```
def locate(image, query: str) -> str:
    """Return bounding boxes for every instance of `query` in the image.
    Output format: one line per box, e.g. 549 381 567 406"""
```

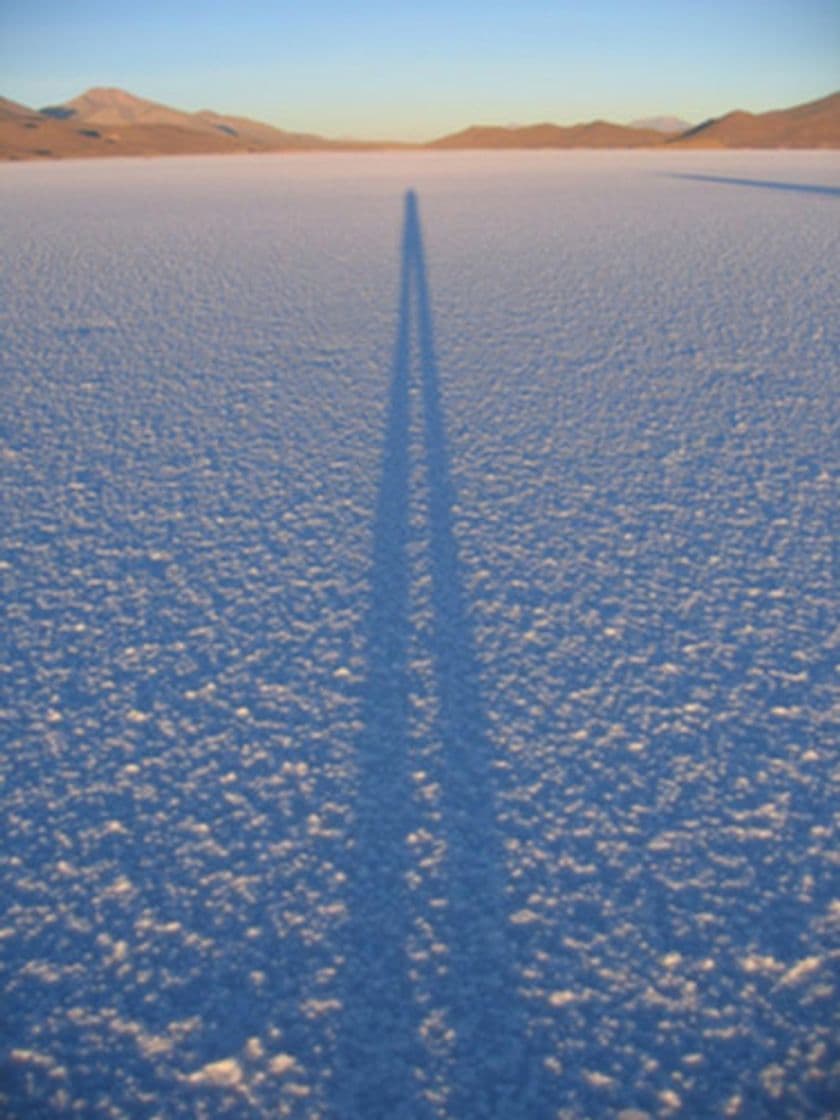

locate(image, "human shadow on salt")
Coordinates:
668 173 840 198
331 192 545 1118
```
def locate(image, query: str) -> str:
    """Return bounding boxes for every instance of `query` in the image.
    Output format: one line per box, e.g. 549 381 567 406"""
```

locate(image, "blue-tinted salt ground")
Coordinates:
1 151 838 1119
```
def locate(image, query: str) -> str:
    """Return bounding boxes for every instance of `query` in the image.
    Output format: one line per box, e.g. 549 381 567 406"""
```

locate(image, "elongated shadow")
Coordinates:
330 196 426 1118
668 173 840 198
331 194 543 1117
409 192 539 1118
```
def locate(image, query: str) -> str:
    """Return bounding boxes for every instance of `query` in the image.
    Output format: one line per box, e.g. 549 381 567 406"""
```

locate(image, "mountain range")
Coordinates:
0 88 388 160
1 87 838 160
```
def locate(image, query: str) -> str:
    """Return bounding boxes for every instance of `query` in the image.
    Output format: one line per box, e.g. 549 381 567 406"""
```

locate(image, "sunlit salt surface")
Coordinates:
1 151 838 1119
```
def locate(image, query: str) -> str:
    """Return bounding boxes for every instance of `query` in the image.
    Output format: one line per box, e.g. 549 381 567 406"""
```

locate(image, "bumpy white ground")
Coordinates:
1 151 838 1119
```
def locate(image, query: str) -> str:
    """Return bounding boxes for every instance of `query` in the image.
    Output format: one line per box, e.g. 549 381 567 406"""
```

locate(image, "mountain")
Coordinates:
429 92 839 149
0 95 40 122
2 87 838 160
671 91 840 148
430 120 666 149
42 87 202 129
0 86 375 160
0 100 246 160
629 115 693 134
0 94 144 160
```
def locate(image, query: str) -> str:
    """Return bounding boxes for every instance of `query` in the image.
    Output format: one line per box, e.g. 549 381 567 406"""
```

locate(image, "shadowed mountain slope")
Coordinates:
672 91 840 148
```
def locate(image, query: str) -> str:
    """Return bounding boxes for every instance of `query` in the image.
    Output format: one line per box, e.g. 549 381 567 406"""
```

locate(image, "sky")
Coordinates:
1 0 838 140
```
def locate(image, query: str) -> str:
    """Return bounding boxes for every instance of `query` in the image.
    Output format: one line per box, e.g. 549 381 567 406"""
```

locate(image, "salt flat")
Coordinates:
1 151 838 1118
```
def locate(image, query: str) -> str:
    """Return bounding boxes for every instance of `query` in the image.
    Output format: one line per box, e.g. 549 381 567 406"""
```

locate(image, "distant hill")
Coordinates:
0 94 154 160
1 87 838 160
0 95 40 122
429 120 666 149
46 88 331 148
0 86 380 160
43 87 202 129
431 92 839 149
629 115 693 134
671 91 840 148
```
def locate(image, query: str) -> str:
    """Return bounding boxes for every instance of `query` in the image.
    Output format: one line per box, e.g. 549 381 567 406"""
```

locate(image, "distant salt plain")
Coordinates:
1 151 838 1118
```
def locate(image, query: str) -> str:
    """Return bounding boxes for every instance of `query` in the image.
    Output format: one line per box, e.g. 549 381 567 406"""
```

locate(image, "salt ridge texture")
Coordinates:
1 151 838 1118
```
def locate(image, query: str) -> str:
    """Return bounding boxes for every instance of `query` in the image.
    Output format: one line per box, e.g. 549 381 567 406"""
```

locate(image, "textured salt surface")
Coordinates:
1 151 838 1118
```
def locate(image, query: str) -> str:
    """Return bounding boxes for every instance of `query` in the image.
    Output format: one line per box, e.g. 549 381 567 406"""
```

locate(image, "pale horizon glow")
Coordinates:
1 0 838 141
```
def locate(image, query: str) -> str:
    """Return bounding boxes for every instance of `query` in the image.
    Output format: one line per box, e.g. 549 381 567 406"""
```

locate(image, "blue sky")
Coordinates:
1 0 837 139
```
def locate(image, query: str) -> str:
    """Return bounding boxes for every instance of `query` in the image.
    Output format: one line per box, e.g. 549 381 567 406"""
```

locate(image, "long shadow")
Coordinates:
330 194 426 1117
668 173 840 198
409 192 540 1118
331 193 544 1117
